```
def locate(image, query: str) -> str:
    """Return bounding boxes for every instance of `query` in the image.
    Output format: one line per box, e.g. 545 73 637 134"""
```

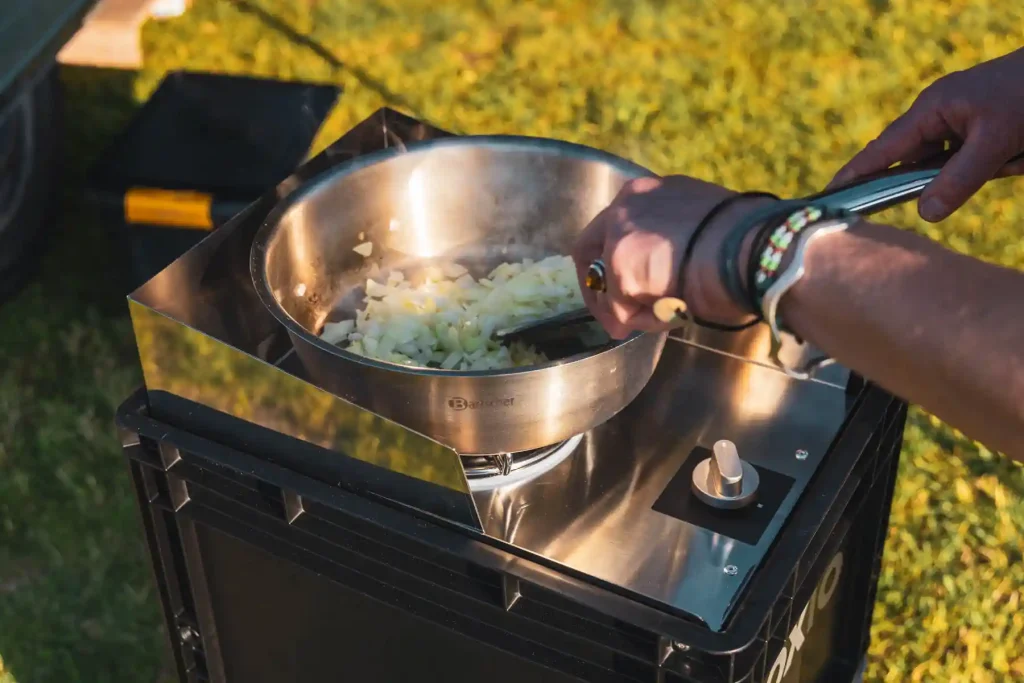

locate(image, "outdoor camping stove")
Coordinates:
119 109 907 683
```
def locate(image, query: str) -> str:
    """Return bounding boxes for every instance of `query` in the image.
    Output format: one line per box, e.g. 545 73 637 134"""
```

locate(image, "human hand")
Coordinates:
571 176 775 340
829 47 1024 223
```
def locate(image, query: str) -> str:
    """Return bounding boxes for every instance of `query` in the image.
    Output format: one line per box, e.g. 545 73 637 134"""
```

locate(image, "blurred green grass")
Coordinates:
1 0 1023 681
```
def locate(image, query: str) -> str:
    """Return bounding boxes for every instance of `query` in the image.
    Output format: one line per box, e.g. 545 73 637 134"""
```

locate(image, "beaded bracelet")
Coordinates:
746 205 854 315
718 199 806 314
746 205 825 313
744 210 797 317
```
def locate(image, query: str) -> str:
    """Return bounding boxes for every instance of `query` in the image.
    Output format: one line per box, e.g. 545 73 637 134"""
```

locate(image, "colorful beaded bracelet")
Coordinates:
747 204 850 313
755 206 823 287
718 199 805 314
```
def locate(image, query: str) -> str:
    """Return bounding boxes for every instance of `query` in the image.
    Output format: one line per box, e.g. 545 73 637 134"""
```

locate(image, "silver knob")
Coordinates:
692 439 759 509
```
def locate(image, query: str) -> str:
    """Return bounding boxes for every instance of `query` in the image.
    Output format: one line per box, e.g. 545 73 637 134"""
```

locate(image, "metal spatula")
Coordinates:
495 294 688 346
494 307 598 345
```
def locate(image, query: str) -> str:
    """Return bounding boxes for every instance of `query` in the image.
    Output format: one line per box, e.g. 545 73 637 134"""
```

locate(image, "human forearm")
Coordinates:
574 176 1024 457
778 219 1024 459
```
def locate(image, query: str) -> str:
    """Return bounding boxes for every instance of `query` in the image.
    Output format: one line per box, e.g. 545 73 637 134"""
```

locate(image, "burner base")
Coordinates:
463 434 583 491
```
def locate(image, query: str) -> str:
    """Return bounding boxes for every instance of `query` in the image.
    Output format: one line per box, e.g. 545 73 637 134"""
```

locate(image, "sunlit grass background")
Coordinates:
1 0 1023 681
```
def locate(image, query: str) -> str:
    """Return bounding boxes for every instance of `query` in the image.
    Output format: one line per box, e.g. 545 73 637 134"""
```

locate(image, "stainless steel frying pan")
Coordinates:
251 137 1020 454
251 137 665 454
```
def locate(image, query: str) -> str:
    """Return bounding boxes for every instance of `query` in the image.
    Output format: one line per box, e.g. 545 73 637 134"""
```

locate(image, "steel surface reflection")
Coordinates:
472 337 848 632
125 108 853 631
130 300 471 494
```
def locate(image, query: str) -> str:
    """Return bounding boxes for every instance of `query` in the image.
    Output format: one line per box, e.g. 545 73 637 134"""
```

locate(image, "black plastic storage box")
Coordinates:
84 71 339 290
116 381 903 683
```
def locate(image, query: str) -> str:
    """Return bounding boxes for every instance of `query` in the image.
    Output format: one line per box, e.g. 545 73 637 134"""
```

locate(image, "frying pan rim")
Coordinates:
251 134 661 379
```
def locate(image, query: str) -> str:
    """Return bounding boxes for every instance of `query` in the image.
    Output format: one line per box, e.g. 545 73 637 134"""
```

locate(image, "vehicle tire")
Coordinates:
0 63 63 305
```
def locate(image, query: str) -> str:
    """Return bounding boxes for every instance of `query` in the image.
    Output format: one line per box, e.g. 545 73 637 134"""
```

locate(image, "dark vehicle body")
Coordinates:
0 0 98 300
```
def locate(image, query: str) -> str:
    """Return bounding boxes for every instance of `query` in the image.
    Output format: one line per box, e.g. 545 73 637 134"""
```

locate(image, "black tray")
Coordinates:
84 70 340 290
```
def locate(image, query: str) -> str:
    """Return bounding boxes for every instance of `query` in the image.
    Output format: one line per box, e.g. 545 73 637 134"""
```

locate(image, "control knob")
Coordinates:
691 440 759 510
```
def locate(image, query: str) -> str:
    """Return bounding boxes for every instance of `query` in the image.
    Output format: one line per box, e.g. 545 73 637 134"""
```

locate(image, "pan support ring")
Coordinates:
461 434 584 489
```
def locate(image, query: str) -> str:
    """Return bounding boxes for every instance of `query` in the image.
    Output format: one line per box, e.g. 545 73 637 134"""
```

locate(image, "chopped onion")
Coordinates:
321 319 355 344
353 242 374 257
320 254 583 371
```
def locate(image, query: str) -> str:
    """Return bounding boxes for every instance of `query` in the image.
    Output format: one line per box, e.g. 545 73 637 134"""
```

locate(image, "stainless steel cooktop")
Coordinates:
471 330 848 631
127 108 853 634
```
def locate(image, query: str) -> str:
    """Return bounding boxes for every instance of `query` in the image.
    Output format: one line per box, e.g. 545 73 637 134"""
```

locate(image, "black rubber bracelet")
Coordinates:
718 198 806 311
678 190 778 332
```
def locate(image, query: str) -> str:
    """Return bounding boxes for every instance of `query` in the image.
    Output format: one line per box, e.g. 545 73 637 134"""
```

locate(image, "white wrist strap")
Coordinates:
761 219 850 379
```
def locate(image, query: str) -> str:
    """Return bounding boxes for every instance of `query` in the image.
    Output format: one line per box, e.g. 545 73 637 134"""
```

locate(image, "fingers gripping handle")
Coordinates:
584 258 688 324
584 148 1024 334
806 148 1024 215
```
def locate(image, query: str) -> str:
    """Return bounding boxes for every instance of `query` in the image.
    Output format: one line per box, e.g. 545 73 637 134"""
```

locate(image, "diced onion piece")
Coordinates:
365 280 390 298
320 254 584 371
321 319 355 344
353 242 374 257
441 351 463 369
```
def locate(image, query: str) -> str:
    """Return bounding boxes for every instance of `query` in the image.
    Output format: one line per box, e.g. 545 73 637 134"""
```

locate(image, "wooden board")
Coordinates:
57 0 191 68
